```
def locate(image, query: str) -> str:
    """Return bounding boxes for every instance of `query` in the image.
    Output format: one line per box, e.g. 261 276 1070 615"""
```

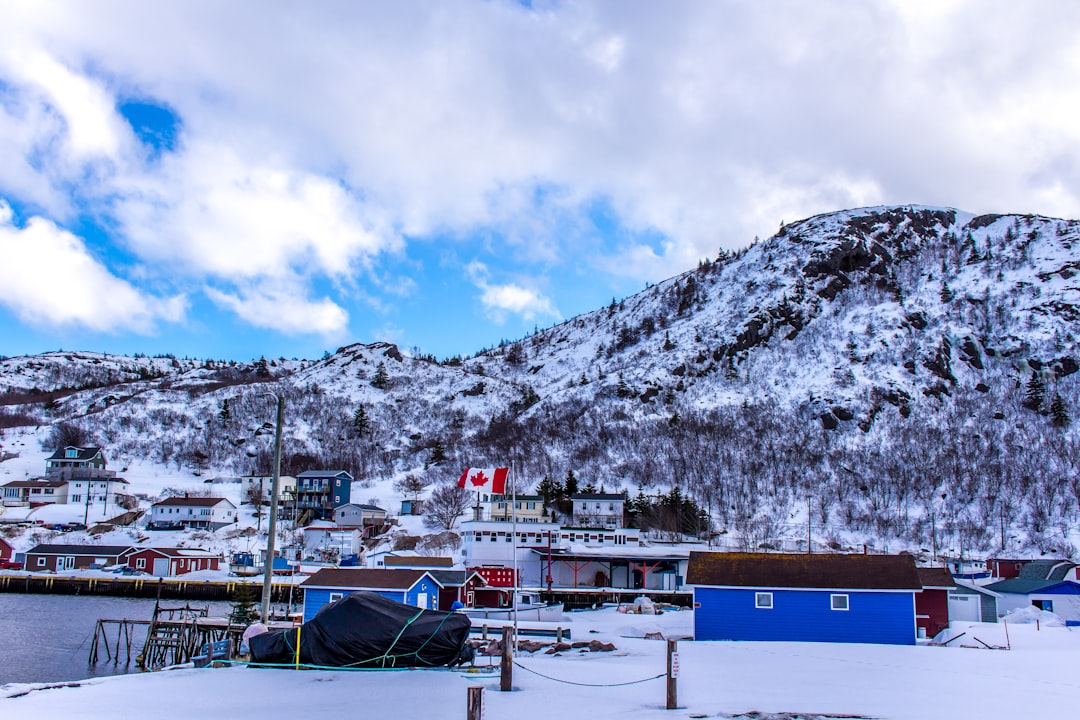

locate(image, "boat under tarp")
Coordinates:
248 591 471 668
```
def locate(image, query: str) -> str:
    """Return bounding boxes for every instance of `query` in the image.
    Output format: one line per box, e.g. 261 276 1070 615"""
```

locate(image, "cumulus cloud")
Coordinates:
204 282 349 336
466 260 560 324
1 0 1079 343
114 140 398 280
0 202 185 332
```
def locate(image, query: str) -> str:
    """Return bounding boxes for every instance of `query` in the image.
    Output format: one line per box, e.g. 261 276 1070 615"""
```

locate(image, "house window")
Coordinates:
329 592 344 602
37 557 46 567
831 594 849 611
136 558 146 569
755 592 773 609
72 495 81 503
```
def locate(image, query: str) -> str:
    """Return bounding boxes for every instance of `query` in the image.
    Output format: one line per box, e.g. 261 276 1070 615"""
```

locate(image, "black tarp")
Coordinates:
248 591 471 668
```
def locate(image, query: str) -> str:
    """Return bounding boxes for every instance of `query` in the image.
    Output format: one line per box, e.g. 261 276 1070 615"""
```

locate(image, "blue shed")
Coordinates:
300 568 443 623
688 552 921 645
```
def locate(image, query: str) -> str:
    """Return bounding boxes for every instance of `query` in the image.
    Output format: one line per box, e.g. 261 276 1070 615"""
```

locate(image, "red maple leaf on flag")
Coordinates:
469 470 489 487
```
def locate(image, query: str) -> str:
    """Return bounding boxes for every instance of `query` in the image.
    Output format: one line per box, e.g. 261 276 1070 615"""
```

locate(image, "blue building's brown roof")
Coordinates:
688 552 921 590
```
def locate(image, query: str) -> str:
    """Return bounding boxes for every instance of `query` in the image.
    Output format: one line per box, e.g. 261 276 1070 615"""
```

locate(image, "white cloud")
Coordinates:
204 282 348 336
0 202 185 332
115 141 398 280
1 0 1079 339
466 260 560 324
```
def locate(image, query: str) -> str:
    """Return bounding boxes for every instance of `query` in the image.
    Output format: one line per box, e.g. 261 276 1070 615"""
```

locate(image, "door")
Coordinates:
416 593 428 609
948 594 980 622
59 556 75 571
153 558 170 576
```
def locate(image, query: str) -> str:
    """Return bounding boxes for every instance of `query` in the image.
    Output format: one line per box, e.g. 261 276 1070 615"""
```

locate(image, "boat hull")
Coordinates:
463 603 565 622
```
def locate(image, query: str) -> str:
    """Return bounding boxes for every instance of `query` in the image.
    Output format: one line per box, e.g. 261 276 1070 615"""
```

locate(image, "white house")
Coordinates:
240 475 297 505
570 493 626 529
459 519 562 586
66 475 130 507
150 496 237 530
1 479 69 507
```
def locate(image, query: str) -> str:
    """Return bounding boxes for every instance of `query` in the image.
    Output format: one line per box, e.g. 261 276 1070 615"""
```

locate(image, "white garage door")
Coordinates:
949 594 980 622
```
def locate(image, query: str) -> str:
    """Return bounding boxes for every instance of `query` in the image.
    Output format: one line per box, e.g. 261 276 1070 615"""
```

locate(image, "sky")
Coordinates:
1 1 1079 362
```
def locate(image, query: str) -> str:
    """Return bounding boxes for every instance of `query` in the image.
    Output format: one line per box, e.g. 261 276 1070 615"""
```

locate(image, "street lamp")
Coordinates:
260 391 285 625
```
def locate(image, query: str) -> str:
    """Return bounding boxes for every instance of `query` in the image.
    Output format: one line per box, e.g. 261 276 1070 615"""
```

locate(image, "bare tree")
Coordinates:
423 483 472 530
393 474 431 501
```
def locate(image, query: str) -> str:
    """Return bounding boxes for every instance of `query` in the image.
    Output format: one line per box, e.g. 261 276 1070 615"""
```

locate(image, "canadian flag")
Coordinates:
457 467 509 494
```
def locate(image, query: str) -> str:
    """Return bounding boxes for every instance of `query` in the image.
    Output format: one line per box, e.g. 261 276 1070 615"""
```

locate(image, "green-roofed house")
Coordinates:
985 559 1080 625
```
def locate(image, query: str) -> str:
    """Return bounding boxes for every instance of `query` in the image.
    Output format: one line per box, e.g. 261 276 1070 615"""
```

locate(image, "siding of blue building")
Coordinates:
694 587 916 645
302 576 442 623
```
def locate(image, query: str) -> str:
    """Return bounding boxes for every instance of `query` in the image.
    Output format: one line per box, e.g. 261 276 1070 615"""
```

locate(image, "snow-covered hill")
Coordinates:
2 205 1078 558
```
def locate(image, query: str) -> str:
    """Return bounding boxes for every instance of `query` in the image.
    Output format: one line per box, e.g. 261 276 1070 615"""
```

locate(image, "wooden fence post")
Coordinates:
467 686 484 720
666 638 678 710
500 626 513 692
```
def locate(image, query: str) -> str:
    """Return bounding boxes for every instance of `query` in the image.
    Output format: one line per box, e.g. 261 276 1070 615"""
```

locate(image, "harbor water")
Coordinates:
0 594 232 686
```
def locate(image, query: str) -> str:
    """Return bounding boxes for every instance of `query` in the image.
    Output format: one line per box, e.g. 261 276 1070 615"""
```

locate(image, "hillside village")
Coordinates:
2 440 1079 646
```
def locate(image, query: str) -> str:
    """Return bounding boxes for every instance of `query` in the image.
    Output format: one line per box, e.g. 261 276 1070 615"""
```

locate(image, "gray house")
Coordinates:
948 579 1001 623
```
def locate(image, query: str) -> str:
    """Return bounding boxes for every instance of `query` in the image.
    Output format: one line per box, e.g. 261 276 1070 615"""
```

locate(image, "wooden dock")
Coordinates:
88 604 288 670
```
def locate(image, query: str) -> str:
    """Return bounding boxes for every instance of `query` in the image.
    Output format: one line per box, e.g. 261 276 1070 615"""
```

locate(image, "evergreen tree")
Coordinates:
564 469 579 497
218 398 231 425
536 476 564 507
940 281 954 304
255 356 270 378
1023 371 1046 411
370 362 389 389
229 582 259 625
1051 394 1070 427
352 405 370 438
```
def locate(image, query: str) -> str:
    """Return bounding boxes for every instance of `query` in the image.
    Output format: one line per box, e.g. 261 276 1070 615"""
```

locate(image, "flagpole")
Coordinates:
511 460 519 646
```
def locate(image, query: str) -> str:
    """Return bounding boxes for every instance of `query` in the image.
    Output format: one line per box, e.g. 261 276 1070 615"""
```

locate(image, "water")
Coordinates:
0 594 232 686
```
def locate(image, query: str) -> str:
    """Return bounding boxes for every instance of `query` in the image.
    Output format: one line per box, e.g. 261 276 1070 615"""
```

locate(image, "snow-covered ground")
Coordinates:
2 606 1078 719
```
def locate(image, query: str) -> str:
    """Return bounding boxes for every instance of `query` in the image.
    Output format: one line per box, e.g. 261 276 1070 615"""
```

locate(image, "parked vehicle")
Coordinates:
0 560 24 570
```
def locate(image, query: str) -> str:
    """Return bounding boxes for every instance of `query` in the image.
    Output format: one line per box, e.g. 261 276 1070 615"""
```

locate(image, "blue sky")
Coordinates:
1 1 1079 362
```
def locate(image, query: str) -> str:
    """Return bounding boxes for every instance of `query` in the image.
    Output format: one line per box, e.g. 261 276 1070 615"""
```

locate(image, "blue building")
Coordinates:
300 568 443 622
295 470 352 521
688 552 921 645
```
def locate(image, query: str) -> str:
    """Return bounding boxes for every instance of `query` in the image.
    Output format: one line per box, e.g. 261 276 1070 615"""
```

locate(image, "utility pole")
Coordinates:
806 494 812 554
260 393 285 625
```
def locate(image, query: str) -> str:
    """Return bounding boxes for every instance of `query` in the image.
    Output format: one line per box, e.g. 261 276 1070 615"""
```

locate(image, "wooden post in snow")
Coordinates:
666 638 678 710
467 686 484 720
500 625 513 692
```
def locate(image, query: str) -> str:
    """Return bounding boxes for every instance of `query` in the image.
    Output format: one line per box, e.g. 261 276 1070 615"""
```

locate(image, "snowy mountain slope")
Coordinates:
2 205 1079 557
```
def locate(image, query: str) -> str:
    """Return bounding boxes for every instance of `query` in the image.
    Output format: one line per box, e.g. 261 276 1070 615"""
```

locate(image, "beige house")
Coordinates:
488 494 552 523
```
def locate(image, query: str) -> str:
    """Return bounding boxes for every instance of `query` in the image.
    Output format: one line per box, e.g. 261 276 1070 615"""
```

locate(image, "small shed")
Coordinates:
916 566 955 639
0 537 14 561
427 569 487 610
300 568 442 622
949 580 1000 623
688 552 922 645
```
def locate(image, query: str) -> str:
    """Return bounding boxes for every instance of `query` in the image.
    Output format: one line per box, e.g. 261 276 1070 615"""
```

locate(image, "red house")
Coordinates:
127 547 221 577
986 558 1030 580
469 566 517 607
916 566 955 639
0 537 18 568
